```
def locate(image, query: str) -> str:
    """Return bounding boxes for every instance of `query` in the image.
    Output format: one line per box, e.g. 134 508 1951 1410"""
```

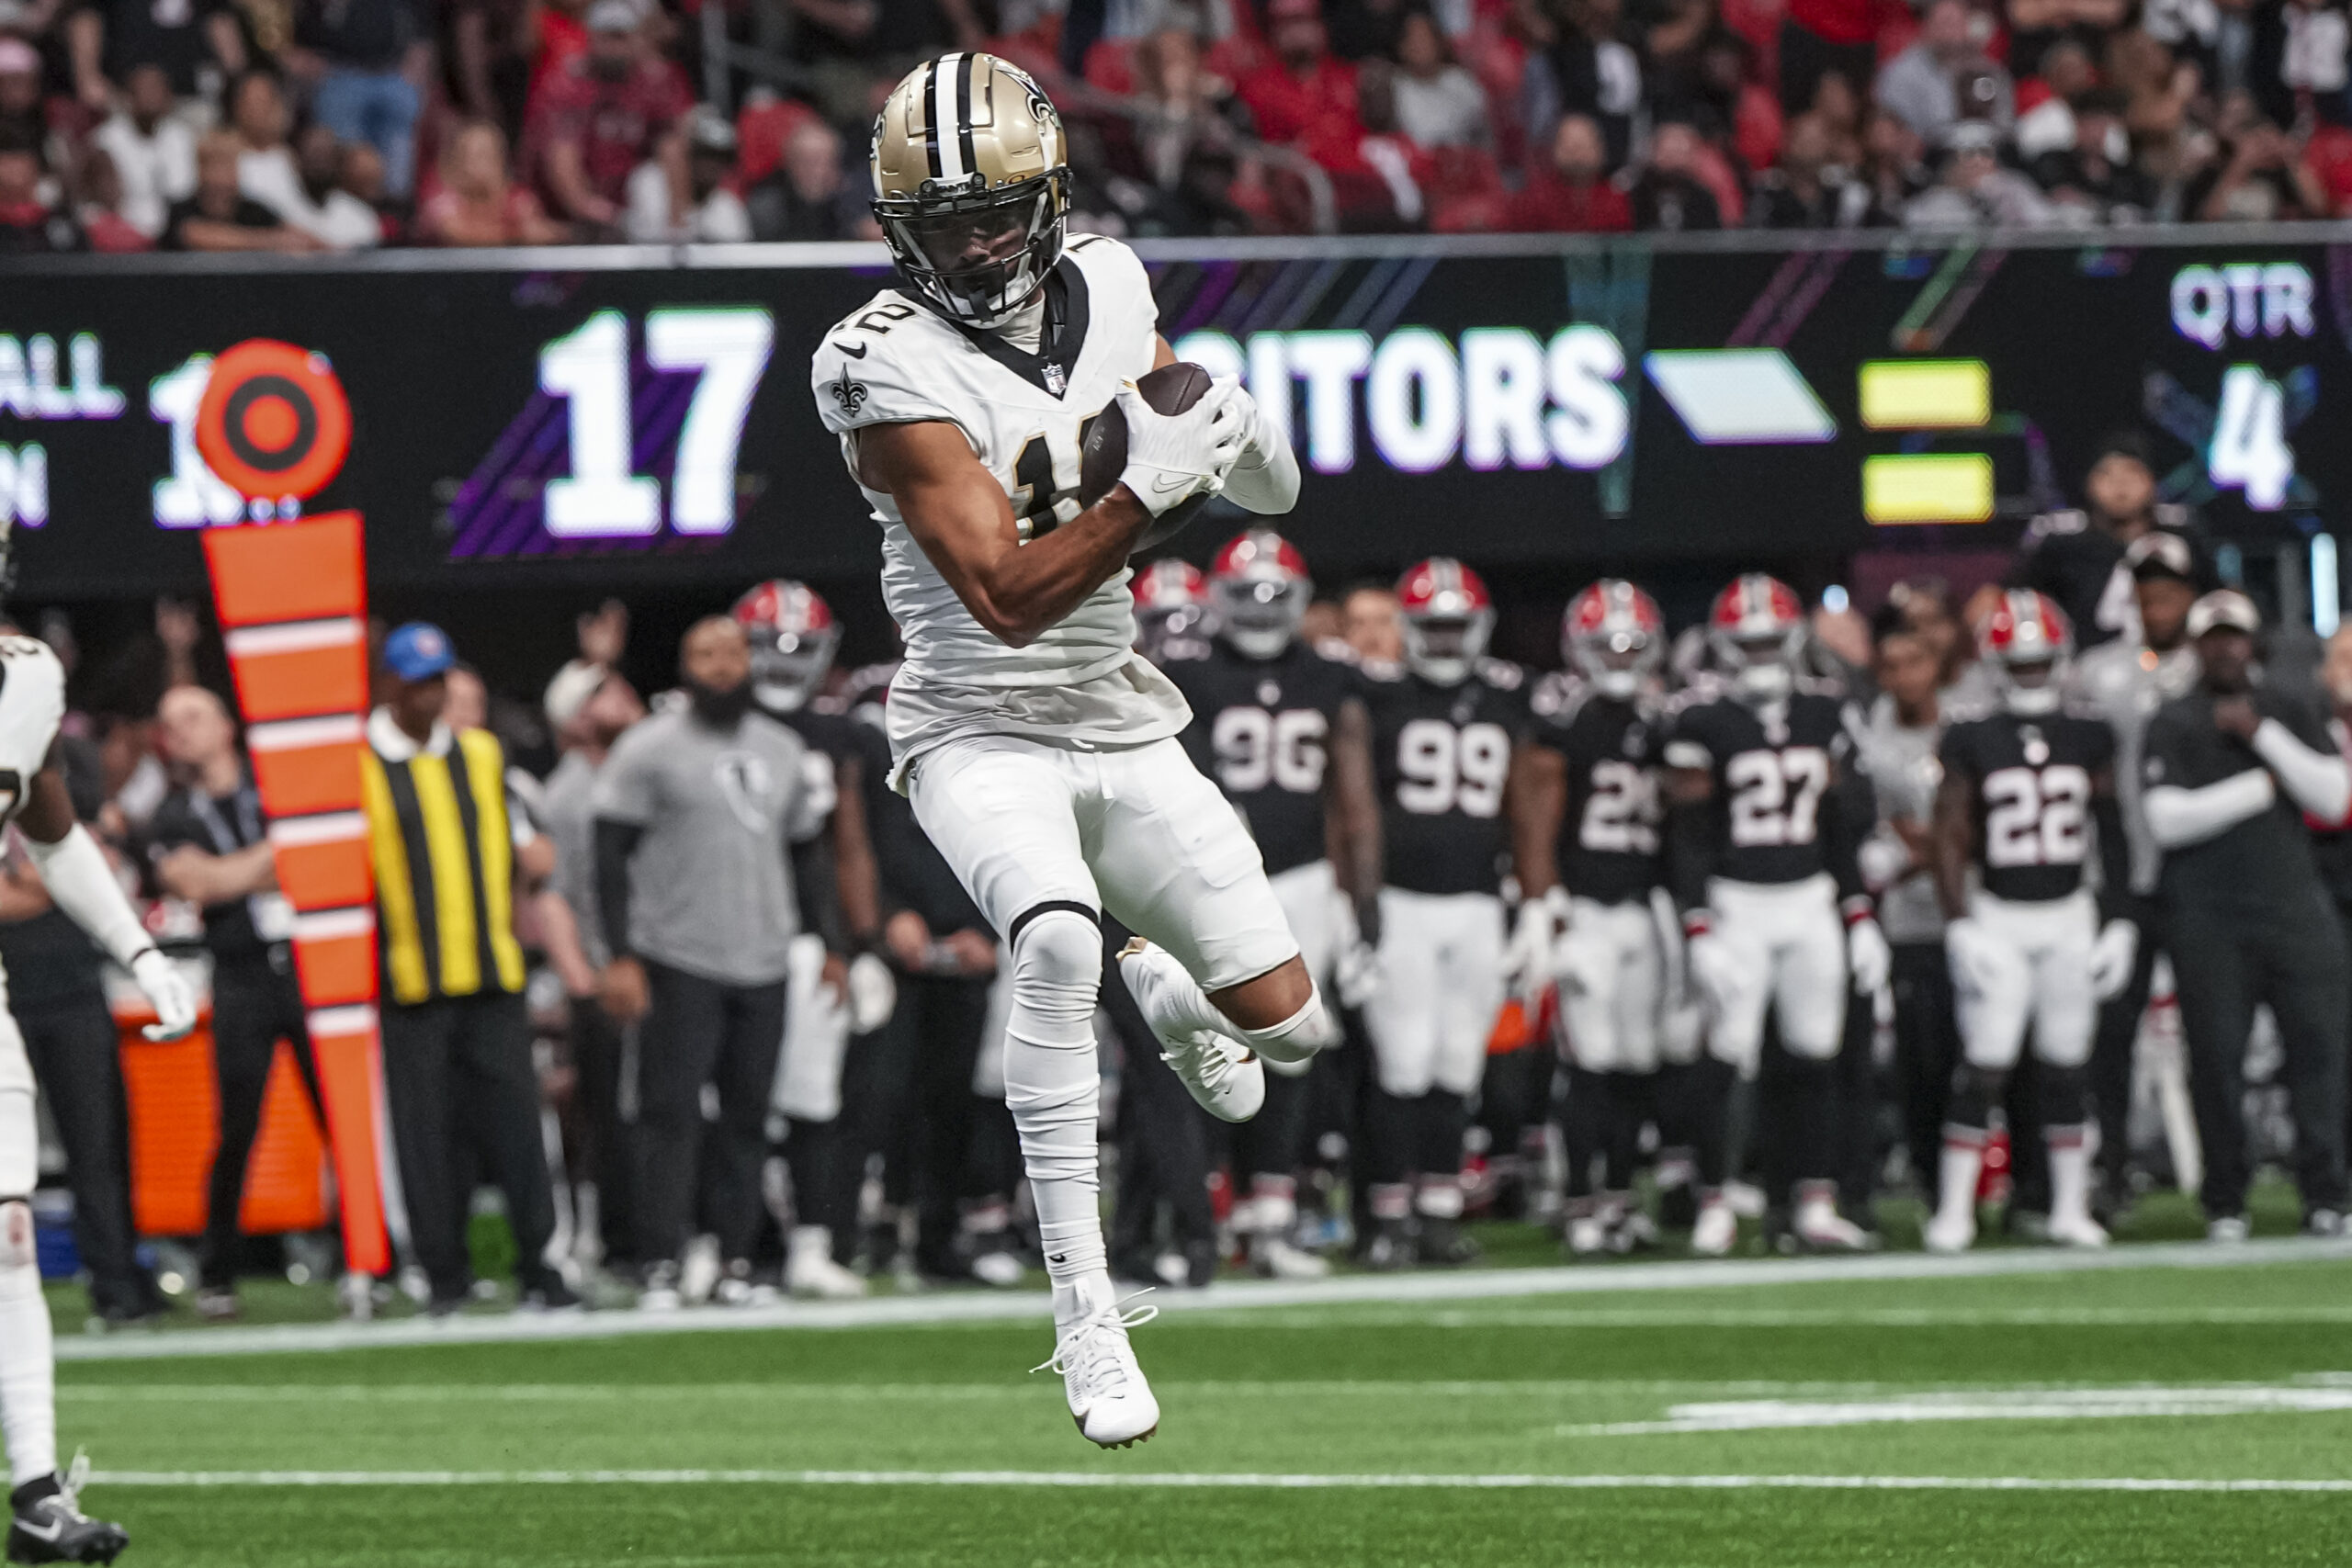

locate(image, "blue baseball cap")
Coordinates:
382 622 456 682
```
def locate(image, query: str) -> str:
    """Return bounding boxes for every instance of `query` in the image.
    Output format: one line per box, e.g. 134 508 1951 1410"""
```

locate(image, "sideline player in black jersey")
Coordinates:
1131 559 1209 662
1159 530 1379 1278
732 581 885 1300
1662 574 1888 1256
1927 592 2136 1253
1512 581 1680 1257
1356 558 1531 1267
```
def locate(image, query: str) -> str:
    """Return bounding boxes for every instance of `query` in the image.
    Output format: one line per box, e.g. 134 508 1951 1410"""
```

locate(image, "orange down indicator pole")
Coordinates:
194 342 389 1276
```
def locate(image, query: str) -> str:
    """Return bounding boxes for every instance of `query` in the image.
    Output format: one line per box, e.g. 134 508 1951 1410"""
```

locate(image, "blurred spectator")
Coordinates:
1342 583 1404 662
418 118 565 244
68 0 244 111
230 70 307 219
288 0 428 197
90 63 195 241
526 0 692 234
446 0 540 141
2030 86 2157 220
147 685 322 1323
1237 0 1367 169
2008 0 2131 81
745 117 865 241
2276 0 2349 118
339 140 407 243
626 104 749 243
1903 119 2052 227
1522 0 1645 168
269 123 385 249
2010 430 2207 649
1328 0 1412 62
164 129 319 251
1628 118 1723 228
1748 110 1891 225
1877 0 2014 142
2185 109 2332 220
1778 0 1877 118
75 147 153 250
0 130 83 253
1859 103 1929 212
0 38 47 149
2014 37 2097 161
1504 110 1632 228
1391 9 1489 147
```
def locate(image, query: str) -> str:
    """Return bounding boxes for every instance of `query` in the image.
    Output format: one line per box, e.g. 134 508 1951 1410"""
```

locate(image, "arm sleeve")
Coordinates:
1660 711 1714 913
1822 760 1871 906
2250 716 2352 826
593 818 644 962
25 823 154 967
2143 771 2276 850
1221 413 1302 514
791 831 848 953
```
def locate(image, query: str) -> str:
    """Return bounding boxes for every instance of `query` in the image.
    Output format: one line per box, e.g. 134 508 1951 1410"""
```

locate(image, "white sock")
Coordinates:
1003 912 1112 1328
0 1255 55 1489
2048 1129 2093 1228
1415 1176 1464 1220
1937 1135 1985 1231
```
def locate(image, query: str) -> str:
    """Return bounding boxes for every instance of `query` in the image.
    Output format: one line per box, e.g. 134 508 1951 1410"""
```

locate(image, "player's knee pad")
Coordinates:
1007 906 1102 1024
2037 1064 2091 1134
1945 1065 2006 1134
0 1198 33 1271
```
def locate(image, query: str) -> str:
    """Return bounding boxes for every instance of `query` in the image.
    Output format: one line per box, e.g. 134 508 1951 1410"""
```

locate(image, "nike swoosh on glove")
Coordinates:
2088 919 2138 1001
131 949 198 1041
1115 378 1245 517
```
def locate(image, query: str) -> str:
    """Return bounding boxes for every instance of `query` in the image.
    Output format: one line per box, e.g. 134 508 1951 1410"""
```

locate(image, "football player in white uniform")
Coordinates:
809 52 1321 1448
0 626 198 1562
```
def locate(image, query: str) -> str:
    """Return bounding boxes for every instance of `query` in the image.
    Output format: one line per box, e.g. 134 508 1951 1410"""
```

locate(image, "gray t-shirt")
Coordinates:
591 707 827 987
542 748 608 968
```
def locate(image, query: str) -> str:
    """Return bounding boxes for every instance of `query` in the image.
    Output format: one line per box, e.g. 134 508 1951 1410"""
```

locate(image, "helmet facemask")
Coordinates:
1714 627 1798 700
747 622 840 714
1216 575 1306 660
1404 612 1492 686
1575 630 1657 702
877 171 1069 330
2002 658 2062 716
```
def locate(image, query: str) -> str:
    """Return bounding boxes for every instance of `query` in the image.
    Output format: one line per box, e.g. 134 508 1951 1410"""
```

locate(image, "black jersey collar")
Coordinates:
902 259 1091 399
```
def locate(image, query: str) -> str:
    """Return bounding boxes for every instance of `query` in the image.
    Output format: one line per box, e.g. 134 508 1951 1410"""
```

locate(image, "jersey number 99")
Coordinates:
1397 719 1509 818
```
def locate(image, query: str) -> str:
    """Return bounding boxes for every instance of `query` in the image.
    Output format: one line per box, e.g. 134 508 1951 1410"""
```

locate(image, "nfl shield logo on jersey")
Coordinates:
1044 363 1068 397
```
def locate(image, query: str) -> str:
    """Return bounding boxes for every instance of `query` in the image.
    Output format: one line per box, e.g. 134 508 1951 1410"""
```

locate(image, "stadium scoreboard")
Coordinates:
0 233 2343 598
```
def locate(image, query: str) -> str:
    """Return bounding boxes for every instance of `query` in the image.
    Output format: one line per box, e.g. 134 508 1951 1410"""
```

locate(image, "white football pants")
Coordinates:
1953 889 2099 1071
1366 888 1505 1098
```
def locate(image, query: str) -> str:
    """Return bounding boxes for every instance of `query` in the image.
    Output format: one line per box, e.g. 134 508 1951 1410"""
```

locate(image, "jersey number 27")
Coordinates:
1726 746 1829 848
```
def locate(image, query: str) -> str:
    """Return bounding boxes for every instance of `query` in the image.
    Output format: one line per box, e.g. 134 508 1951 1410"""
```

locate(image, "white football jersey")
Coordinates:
809 234 1190 779
0 635 64 1032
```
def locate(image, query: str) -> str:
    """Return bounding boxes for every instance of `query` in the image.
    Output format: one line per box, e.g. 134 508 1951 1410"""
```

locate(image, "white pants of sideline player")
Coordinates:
0 1003 58 1489
1952 889 2098 1071
1702 873 1848 1073
1365 888 1505 1099
1555 896 1668 1075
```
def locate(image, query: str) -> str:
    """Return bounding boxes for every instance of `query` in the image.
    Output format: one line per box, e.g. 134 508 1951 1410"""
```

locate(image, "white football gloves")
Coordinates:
1942 916 2009 998
1846 913 1892 996
844 952 898 1034
2088 919 2139 1001
1114 378 1246 518
1681 916 1744 1020
1502 889 1569 1002
1335 940 1383 1010
130 948 198 1042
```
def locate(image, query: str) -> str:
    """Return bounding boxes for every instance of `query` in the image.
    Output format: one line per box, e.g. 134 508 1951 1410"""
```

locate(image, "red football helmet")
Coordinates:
1209 529 1311 660
732 580 839 713
1978 588 2074 716
1707 573 1807 699
1131 559 1208 654
1397 557 1494 684
1564 579 1665 701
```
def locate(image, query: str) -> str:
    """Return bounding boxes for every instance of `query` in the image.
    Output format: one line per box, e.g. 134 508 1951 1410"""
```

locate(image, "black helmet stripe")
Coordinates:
956 52 978 181
922 57 946 179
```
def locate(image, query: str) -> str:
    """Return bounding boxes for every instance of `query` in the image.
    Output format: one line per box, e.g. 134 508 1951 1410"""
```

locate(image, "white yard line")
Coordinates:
1558 1384 2352 1436
1238 1306 2352 1329
80 1468 2352 1494
55 1236 2352 1362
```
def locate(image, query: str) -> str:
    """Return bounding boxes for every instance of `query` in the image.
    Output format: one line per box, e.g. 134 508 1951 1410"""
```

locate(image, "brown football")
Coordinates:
1079 361 1217 552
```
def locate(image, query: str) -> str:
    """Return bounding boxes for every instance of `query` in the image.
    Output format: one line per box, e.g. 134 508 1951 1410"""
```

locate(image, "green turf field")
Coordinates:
42 1245 2352 1566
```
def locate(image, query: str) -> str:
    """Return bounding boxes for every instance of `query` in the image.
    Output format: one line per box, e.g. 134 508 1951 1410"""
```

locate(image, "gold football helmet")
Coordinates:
871 52 1071 328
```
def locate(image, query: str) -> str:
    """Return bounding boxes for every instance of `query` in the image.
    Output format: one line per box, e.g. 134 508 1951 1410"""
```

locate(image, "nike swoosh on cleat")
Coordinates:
15 1516 64 1542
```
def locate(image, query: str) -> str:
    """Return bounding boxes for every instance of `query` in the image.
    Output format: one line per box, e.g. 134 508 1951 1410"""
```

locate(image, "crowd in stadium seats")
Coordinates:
14 429 2352 1321
0 0 2342 252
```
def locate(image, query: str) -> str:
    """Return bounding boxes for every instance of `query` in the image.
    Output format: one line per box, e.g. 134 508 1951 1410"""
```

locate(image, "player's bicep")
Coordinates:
16 762 77 845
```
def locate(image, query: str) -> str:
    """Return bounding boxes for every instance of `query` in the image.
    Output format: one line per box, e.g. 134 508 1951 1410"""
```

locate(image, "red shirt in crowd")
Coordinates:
525 55 694 205
1503 175 1633 233
1237 56 1366 169
1786 0 1877 47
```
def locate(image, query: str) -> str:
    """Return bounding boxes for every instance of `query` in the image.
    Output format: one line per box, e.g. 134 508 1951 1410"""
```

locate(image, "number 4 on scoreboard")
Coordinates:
2208 364 2293 513
539 307 776 538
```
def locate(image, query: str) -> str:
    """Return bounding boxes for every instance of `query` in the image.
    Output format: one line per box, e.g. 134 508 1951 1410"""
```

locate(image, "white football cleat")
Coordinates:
680 1235 723 1305
1565 1212 1609 1257
786 1226 868 1300
1923 1210 1977 1255
1117 940 1264 1123
2045 1213 2109 1249
1793 1195 1871 1252
1249 1235 1330 1280
1035 1289 1161 1448
1690 1198 1738 1257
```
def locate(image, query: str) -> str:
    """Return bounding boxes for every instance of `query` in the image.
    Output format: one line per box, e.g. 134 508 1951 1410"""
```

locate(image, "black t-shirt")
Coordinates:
146 776 275 963
1662 683 1855 886
0 736 108 1011
2007 510 2211 649
91 0 229 96
160 194 282 251
1527 671 1661 906
2143 686 2334 915
1939 709 2113 903
1162 636 1356 879
1361 659 1529 897
294 0 420 69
